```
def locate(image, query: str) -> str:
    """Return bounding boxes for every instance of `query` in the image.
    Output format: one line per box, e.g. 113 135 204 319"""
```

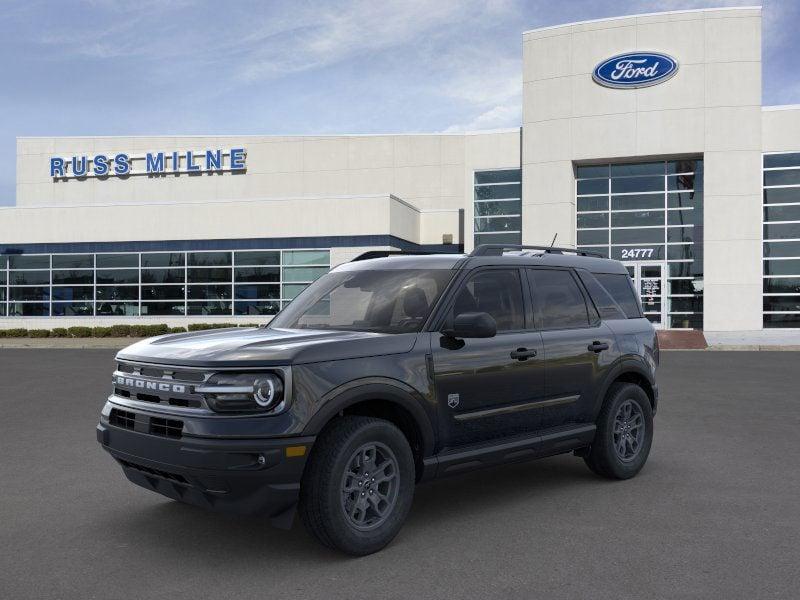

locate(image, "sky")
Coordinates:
1 0 799 206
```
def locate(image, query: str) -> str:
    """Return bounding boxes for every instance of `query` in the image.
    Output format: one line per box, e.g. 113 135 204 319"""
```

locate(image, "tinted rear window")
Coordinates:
594 273 642 319
577 270 626 320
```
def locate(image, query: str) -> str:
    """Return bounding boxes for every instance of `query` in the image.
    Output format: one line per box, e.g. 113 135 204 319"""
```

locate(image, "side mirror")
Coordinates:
442 312 497 339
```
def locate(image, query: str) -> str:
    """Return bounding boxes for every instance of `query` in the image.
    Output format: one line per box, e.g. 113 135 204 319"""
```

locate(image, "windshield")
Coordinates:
269 269 456 334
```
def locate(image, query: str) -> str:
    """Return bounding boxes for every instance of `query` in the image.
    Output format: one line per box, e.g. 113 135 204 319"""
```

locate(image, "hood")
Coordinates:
116 326 419 367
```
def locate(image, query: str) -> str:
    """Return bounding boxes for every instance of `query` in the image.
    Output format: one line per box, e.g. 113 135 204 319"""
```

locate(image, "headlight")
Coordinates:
197 372 285 413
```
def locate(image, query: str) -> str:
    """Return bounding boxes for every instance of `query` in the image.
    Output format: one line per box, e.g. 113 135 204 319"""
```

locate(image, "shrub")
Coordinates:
168 327 187 334
28 329 51 338
50 328 69 338
109 324 132 337
92 327 113 338
4 328 28 337
130 324 169 337
188 323 236 331
67 326 93 338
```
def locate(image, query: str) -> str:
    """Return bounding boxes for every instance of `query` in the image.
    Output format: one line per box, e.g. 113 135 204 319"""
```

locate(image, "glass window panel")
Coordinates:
764 205 800 223
188 251 231 267
667 174 699 191
667 227 694 244
670 279 704 295
52 254 93 269
9 270 50 285
0 255 6 269
52 302 94 316
576 246 609 257
141 253 185 267
763 278 800 294
10 287 50 301
0 271 5 285
451 269 525 331
283 250 329 266
577 196 608 212
764 314 800 327
763 188 800 205
0 288 5 301
234 284 280 300
611 176 663 194
764 170 800 187
763 241 800 258
611 228 664 245
0 305 5 316
8 302 49 316
529 269 588 329
187 267 231 283
96 286 139 301
577 213 608 229
9 255 49 269
764 223 800 240
670 314 703 329
577 229 609 245
763 296 800 312
577 179 608 195
474 232 521 245
474 184 521 200
612 194 663 211
141 268 184 284
576 165 609 179
667 191 703 209
670 297 703 312
52 270 93 284
96 253 138 268
187 301 232 315
235 300 281 316
611 210 664 228
52 286 93 301
283 284 309 300
474 170 520 184
474 200 521 217
234 266 280 283
667 160 702 174
669 262 697 277
234 251 279 266
96 302 139 316
763 259 800 275
611 162 663 177
592 272 641 319
140 302 185 315
96 269 138 284
667 245 695 261
474 216 521 233
141 285 185 300
668 209 699 226
611 246 665 261
764 153 800 168
283 266 329 283
187 284 232 300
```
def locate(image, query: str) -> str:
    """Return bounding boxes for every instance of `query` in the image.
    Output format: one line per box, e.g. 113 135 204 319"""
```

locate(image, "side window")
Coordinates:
450 269 525 331
594 273 642 319
529 269 590 329
576 270 626 320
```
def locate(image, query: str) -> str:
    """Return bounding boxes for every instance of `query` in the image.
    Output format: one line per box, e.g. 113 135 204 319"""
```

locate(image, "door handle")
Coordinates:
588 341 609 353
510 347 538 361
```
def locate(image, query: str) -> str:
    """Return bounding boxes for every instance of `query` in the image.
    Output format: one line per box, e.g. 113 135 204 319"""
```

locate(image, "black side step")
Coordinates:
422 423 596 480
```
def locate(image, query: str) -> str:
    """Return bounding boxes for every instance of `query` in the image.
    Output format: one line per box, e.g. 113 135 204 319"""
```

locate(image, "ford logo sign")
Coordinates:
593 52 678 89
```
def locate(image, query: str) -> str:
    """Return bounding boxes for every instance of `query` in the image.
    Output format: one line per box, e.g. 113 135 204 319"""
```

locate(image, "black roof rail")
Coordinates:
351 250 441 262
469 244 604 258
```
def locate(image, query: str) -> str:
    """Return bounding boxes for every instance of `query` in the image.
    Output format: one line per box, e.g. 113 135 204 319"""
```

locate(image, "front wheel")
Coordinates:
298 416 415 555
584 382 654 479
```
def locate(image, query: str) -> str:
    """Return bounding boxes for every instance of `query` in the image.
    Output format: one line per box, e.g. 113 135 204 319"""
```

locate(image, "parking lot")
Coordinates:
1 349 798 599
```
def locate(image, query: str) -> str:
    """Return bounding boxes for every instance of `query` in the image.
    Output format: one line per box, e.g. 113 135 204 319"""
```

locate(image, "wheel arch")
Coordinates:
593 359 657 420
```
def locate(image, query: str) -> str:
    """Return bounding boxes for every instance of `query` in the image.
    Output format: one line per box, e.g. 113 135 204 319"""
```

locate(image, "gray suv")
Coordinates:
97 244 658 555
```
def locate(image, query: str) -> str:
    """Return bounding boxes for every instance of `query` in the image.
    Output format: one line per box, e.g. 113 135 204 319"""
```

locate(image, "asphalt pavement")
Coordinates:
1 350 798 600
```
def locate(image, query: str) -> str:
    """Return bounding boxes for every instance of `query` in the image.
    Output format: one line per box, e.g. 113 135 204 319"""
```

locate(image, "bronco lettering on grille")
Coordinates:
114 376 186 394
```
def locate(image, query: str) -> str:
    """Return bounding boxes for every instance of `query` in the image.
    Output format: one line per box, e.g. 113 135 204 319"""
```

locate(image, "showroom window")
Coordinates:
474 169 522 247
763 152 800 328
0 249 329 318
576 159 704 329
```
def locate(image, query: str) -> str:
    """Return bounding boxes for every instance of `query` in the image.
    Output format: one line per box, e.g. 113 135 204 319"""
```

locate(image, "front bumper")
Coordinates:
97 416 314 529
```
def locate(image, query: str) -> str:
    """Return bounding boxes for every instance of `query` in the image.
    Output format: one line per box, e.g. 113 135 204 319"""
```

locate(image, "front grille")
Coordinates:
109 408 136 430
118 459 188 484
149 417 183 439
113 361 210 411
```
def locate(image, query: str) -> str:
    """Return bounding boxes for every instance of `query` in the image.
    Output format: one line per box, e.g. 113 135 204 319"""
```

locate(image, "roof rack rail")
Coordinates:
351 250 440 262
469 244 603 258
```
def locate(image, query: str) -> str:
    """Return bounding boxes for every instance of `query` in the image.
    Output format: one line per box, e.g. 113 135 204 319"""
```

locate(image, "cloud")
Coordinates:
443 103 521 132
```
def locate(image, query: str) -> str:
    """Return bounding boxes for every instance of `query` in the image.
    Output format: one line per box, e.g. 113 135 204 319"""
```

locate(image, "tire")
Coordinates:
298 416 415 555
583 382 653 479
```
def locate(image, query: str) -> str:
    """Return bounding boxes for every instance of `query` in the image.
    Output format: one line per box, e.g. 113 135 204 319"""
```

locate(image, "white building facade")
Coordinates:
2 6 799 333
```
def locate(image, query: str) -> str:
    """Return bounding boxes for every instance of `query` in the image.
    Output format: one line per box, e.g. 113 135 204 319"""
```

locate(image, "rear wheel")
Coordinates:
584 382 653 479
299 416 415 555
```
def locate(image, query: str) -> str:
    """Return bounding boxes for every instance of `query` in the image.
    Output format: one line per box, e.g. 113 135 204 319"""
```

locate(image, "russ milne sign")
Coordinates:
592 52 678 89
50 148 246 179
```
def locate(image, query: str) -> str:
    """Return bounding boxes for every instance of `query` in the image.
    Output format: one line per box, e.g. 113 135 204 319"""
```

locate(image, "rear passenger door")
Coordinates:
526 268 617 429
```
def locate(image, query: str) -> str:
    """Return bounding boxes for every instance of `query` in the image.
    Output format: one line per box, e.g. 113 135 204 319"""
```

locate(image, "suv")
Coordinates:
97 244 658 555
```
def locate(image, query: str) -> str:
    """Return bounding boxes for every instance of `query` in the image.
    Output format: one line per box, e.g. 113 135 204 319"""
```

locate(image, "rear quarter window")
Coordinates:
593 272 643 319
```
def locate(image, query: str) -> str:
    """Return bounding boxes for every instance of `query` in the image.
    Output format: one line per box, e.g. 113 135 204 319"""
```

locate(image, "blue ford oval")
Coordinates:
593 52 679 89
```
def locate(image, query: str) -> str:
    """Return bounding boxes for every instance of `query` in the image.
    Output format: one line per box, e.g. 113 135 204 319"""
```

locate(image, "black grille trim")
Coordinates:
109 408 136 430
118 459 188 484
149 417 184 439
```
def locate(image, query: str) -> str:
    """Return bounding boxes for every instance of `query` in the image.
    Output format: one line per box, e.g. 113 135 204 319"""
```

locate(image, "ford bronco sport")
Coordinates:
97 244 658 555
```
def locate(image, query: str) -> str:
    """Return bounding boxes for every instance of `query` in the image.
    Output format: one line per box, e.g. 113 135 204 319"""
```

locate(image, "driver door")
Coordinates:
430 267 545 448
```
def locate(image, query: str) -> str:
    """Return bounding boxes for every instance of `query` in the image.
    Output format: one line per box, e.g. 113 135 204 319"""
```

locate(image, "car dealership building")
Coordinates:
2 6 799 334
